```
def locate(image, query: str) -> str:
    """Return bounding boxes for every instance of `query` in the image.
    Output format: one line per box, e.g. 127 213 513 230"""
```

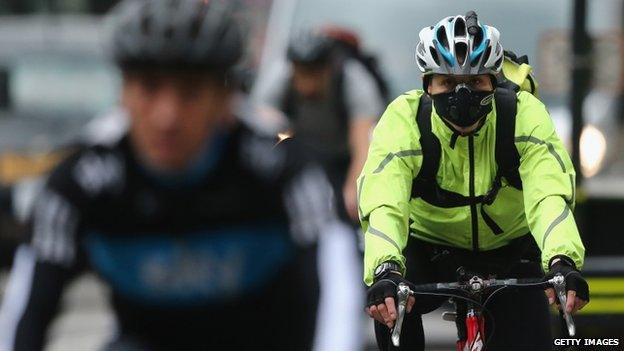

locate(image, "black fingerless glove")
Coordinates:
366 272 410 308
545 256 590 302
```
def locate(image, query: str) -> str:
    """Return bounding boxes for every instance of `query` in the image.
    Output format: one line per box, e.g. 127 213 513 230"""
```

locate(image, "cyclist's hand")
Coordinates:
544 258 589 314
365 272 415 328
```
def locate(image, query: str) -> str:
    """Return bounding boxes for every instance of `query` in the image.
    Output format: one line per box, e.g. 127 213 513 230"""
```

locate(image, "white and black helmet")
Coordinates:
109 0 243 70
415 13 503 76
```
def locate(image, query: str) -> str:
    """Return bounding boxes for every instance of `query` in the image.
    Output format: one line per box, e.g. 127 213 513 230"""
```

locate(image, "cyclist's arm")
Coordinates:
0 248 73 351
515 92 585 270
358 92 423 285
0 154 87 351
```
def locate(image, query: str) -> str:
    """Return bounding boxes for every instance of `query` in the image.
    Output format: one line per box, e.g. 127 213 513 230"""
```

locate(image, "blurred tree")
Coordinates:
1 0 40 14
0 0 120 14
52 0 87 12
87 0 120 14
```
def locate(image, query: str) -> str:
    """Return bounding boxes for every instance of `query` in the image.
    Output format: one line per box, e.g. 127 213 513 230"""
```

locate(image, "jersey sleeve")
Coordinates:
343 59 386 120
0 246 73 351
514 92 585 270
358 92 423 285
0 152 87 351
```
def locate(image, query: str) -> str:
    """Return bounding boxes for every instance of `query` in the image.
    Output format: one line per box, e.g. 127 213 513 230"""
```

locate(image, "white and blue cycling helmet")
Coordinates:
415 13 504 76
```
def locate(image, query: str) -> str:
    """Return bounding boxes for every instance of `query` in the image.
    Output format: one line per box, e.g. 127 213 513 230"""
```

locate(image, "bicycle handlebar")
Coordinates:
391 273 575 347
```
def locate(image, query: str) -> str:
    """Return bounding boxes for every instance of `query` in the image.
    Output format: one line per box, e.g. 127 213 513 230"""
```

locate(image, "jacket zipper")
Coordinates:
468 136 479 252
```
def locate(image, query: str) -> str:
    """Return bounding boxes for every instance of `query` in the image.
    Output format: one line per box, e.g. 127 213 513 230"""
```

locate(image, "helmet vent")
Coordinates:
472 26 484 49
455 42 467 65
418 57 427 68
417 43 426 56
429 46 440 66
454 18 466 37
436 26 449 50
495 56 503 69
482 45 492 64
470 52 482 67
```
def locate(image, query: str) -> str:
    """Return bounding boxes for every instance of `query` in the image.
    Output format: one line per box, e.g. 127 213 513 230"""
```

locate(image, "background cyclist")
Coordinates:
254 28 387 225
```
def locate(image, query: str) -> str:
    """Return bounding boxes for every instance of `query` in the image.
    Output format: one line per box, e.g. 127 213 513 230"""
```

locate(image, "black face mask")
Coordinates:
431 84 494 128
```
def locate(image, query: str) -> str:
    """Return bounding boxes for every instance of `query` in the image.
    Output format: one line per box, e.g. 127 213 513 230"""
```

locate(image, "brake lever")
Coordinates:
391 283 411 347
551 273 576 336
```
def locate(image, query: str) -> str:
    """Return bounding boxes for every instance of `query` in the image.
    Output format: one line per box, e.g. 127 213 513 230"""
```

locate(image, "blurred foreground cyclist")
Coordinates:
359 12 589 350
0 1 362 350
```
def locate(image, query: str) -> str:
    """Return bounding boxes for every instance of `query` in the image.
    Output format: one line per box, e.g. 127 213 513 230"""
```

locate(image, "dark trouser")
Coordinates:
375 235 552 351
104 246 320 351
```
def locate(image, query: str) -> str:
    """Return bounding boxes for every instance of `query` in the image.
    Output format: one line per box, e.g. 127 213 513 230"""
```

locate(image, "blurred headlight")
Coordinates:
580 124 607 178
277 132 291 142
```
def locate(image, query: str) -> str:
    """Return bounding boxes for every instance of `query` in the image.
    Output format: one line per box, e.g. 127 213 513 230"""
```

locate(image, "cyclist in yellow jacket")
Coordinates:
360 13 589 351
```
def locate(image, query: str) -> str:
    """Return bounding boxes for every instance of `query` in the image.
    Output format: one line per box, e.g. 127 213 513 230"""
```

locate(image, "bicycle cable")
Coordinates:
483 280 548 307
405 280 550 349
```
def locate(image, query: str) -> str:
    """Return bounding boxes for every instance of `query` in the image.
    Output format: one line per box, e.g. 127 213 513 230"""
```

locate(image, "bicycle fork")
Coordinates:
461 309 485 351
450 302 484 351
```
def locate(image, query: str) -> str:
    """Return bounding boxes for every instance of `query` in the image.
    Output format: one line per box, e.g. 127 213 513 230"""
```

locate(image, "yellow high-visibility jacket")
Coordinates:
359 90 584 285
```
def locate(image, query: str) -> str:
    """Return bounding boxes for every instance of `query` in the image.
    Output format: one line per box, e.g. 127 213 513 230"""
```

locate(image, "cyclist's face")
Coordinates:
428 74 493 95
292 63 332 99
122 70 231 171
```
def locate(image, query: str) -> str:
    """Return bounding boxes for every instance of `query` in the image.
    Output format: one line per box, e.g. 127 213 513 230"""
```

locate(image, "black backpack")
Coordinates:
411 83 530 236
410 51 538 237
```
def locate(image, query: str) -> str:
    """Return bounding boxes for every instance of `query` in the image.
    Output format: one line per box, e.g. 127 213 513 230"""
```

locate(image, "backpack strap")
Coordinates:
410 93 505 234
411 94 437 198
414 95 437 181
411 95 479 208
333 62 350 132
493 88 523 191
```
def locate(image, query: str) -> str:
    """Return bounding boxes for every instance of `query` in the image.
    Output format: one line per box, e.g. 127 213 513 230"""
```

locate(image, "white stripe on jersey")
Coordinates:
0 246 37 351
283 166 337 246
32 190 78 266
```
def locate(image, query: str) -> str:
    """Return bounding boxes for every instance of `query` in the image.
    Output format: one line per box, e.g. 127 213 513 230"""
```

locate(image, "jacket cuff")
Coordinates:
548 254 577 270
